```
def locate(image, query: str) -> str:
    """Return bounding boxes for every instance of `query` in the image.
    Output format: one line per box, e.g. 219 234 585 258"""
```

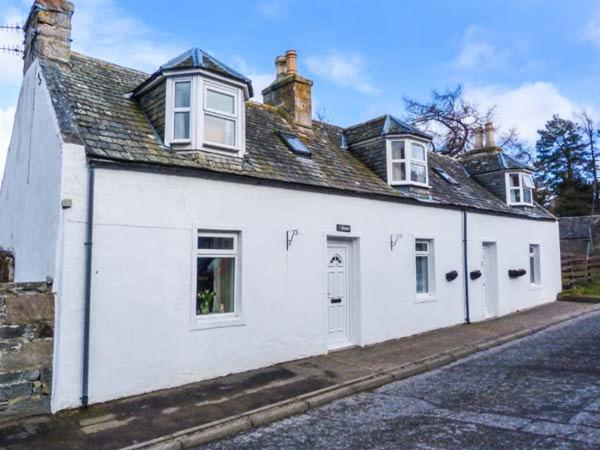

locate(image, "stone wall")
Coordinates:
0 282 54 417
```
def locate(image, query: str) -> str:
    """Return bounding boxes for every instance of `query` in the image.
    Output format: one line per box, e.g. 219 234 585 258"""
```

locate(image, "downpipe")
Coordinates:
82 163 95 408
463 209 471 324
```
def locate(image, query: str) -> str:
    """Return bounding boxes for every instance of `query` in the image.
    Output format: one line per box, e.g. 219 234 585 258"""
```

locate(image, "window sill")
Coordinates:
415 295 437 304
530 284 542 291
390 181 431 189
507 202 534 207
203 141 241 153
190 315 245 331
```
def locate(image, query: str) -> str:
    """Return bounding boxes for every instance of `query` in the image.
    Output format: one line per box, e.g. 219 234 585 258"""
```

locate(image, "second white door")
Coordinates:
482 242 499 318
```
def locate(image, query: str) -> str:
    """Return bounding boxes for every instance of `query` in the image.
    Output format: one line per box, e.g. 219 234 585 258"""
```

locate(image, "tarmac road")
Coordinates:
203 310 600 449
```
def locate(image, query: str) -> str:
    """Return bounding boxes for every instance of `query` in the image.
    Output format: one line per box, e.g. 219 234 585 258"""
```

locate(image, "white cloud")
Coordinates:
464 81 593 143
230 56 273 102
71 0 186 73
454 26 501 70
583 6 600 47
306 51 380 94
0 106 16 186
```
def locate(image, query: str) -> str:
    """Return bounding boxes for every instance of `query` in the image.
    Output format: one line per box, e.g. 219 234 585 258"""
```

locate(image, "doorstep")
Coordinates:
1 300 598 450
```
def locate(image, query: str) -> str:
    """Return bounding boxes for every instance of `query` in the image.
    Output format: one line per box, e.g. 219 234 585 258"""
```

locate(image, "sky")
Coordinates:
1 0 600 183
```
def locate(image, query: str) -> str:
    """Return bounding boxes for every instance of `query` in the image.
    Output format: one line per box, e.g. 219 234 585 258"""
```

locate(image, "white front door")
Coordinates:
482 242 498 319
327 243 351 349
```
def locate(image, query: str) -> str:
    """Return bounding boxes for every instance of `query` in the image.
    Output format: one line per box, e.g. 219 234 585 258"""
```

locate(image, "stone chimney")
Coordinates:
474 127 484 149
484 121 496 147
262 50 313 130
23 0 74 74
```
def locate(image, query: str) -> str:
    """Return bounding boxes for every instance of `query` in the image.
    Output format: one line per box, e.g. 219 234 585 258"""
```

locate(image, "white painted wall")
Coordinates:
467 212 562 322
0 60 63 282
51 165 561 410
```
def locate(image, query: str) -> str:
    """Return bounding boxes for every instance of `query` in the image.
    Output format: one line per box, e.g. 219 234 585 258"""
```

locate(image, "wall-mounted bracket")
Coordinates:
390 233 402 251
286 229 299 251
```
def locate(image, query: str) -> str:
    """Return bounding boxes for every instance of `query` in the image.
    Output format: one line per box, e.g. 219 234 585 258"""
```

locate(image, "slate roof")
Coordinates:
460 149 534 175
133 48 254 98
344 115 431 145
39 52 553 221
559 216 600 239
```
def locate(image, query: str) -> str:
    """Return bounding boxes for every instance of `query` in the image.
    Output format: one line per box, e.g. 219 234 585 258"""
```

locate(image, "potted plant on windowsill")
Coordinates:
198 290 216 315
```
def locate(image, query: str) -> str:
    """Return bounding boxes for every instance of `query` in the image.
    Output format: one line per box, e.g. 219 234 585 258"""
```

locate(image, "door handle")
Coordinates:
331 298 342 304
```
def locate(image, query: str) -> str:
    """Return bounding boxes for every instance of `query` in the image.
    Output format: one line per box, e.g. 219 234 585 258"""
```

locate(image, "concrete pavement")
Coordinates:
0 300 597 449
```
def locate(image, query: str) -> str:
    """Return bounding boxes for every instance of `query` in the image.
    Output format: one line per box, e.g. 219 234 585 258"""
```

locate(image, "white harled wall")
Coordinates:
51 165 561 411
0 61 63 282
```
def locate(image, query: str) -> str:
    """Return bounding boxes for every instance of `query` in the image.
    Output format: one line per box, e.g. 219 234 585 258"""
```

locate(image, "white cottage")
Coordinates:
0 0 561 413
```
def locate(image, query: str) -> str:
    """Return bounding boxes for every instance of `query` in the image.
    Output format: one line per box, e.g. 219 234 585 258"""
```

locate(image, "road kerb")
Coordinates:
305 386 356 409
248 401 309 427
423 353 455 370
387 363 428 381
122 306 600 450
175 418 252 448
349 374 394 393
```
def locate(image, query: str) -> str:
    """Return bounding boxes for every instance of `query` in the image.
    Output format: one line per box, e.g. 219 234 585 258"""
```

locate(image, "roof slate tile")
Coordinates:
39 53 552 220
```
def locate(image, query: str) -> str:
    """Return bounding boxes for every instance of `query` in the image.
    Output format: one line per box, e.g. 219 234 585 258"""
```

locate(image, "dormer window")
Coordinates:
165 76 245 156
506 172 534 205
386 139 429 187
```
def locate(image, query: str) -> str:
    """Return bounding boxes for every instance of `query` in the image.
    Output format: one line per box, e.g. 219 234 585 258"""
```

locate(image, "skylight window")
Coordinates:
279 132 311 156
432 167 459 185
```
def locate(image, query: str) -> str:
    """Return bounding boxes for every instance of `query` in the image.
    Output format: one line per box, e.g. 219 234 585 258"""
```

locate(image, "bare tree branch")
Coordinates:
404 85 494 156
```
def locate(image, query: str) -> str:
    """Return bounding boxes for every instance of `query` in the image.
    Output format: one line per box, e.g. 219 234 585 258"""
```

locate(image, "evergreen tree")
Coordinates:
535 115 589 214
553 179 594 217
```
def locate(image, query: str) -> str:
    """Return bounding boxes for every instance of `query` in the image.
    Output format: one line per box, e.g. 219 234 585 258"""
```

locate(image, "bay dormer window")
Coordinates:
506 172 534 206
165 76 245 156
386 138 429 187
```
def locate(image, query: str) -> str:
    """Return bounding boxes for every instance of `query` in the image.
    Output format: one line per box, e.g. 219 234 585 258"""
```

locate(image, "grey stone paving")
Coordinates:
203 311 600 449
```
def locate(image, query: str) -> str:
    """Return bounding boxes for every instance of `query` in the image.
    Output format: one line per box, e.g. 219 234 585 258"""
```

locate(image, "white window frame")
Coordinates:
506 172 534 206
386 137 430 188
202 80 241 151
191 229 244 330
529 243 541 287
165 76 246 157
166 77 194 145
414 238 436 301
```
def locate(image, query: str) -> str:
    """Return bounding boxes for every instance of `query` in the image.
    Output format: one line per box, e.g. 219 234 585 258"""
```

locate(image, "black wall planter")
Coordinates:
445 270 458 282
509 269 527 278
470 270 482 280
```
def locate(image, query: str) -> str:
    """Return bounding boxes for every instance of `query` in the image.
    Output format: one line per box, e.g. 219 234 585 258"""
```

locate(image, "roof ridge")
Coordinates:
344 114 388 130
502 152 534 171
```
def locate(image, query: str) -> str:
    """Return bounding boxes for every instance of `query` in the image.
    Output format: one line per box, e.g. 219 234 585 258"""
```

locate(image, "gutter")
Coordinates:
82 163 95 408
463 209 471 324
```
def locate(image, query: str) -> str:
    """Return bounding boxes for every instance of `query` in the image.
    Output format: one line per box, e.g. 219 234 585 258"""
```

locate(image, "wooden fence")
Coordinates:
562 255 600 289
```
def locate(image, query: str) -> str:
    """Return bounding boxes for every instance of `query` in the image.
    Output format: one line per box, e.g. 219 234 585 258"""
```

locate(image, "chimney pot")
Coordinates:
285 49 297 74
23 0 74 74
275 55 286 80
484 121 495 147
474 127 484 149
262 49 313 130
